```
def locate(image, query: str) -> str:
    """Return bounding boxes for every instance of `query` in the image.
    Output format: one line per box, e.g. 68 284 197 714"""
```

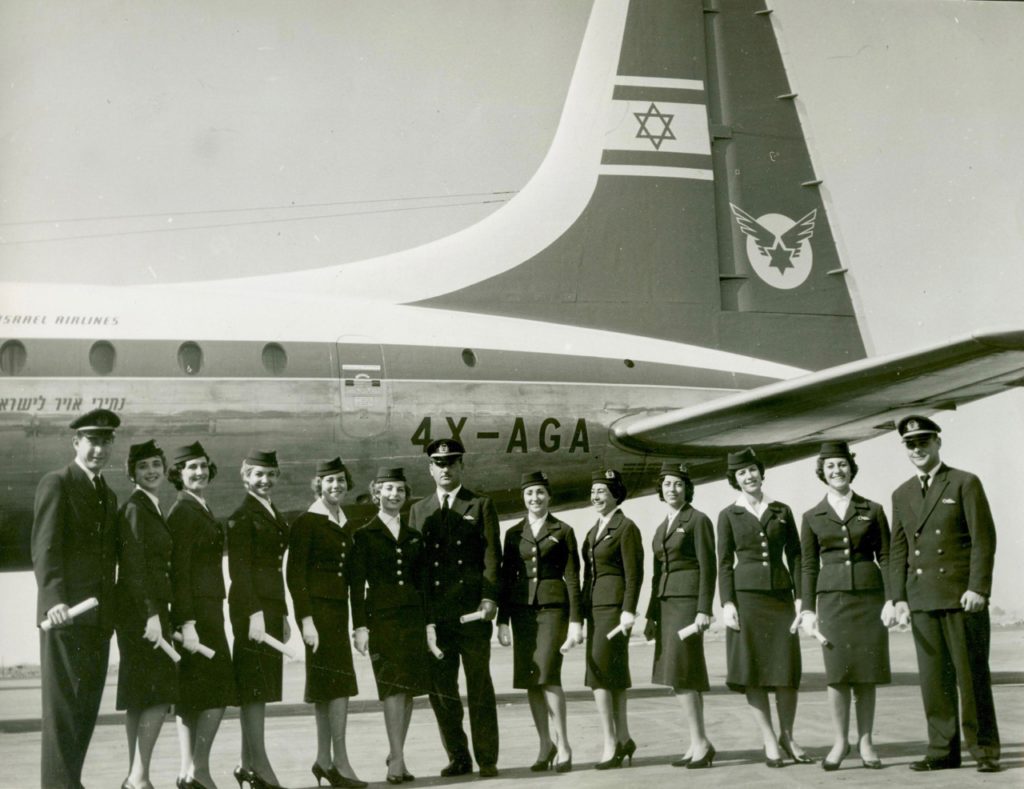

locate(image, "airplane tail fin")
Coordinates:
415 0 865 371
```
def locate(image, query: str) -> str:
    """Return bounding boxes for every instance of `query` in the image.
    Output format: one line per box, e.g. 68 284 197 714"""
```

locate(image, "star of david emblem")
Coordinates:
634 102 675 150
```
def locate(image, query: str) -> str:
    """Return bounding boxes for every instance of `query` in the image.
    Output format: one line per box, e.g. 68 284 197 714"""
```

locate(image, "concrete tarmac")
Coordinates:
1 628 1020 788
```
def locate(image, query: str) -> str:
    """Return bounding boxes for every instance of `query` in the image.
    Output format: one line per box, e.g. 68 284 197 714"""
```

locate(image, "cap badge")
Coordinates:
907 420 919 432
605 470 615 479
438 442 449 455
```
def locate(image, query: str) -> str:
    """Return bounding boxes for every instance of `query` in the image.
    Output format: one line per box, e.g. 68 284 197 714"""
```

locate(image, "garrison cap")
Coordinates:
591 468 628 502
172 441 208 466
520 470 550 490
898 415 941 441
69 408 120 433
726 447 760 471
316 457 348 477
374 466 407 483
127 439 162 469
426 438 465 458
657 461 690 481
245 449 279 468
817 441 854 460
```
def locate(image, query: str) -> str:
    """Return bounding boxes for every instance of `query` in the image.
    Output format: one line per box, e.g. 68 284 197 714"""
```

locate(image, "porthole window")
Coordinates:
461 348 478 368
177 342 203 376
0 340 27 375
89 341 116 375
623 359 636 369
261 343 287 375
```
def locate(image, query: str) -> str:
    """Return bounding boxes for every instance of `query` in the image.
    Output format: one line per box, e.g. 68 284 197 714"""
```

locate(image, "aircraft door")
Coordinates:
336 338 389 438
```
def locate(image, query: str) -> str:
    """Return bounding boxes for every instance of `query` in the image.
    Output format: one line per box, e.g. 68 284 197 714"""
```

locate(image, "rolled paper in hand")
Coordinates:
459 610 486 624
428 642 444 659
559 637 577 655
606 623 628 640
812 629 831 647
40 597 99 631
172 631 216 659
155 636 182 663
788 613 803 634
677 622 700 641
259 632 297 660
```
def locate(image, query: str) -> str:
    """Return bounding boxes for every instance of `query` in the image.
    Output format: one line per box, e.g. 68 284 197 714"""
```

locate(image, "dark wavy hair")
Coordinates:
657 474 694 504
726 460 766 491
126 449 167 484
167 456 219 491
815 454 859 484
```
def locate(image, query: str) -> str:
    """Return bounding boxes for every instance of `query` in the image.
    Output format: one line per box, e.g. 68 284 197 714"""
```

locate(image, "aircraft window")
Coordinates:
0 340 26 375
623 359 636 368
177 342 203 375
461 348 477 368
89 341 116 375
261 343 287 375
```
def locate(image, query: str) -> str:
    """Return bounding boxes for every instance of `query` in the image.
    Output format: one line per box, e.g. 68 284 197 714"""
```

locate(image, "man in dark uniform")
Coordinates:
32 408 121 788
409 438 502 778
888 415 1000 773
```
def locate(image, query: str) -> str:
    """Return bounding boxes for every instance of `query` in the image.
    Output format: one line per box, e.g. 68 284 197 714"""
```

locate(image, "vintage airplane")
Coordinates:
2 0 1023 571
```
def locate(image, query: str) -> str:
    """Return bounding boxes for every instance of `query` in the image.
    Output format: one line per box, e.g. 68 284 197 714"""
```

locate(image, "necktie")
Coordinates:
920 473 930 498
441 494 450 525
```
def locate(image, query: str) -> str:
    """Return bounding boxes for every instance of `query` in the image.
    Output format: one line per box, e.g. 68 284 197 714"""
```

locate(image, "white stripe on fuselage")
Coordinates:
3 282 807 381
615 76 704 91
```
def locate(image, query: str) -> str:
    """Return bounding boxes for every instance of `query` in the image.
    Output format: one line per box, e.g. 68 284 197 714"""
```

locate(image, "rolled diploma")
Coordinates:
677 622 700 641
428 642 444 659
155 636 182 663
558 638 576 655
259 632 297 660
39 597 99 630
606 623 628 640
459 610 486 624
812 629 831 647
173 631 216 659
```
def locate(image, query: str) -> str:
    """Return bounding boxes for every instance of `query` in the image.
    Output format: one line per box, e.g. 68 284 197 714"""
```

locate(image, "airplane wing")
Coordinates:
610 329 1024 480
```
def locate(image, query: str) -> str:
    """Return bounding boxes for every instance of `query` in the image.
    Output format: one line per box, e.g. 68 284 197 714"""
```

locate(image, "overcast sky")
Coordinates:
2 0 1024 664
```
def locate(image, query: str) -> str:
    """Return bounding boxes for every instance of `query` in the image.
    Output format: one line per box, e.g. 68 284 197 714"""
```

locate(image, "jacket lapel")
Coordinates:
918 465 948 526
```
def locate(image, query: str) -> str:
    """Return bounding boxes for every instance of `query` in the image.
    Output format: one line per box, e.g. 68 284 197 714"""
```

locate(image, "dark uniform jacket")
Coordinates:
581 510 644 614
349 515 425 628
889 464 997 612
800 493 890 612
168 492 226 625
116 489 173 619
32 462 118 631
497 514 582 624
287 505 355 622
227 493 290 618
718 500 801 605
645 505 716 623
410 487 501 623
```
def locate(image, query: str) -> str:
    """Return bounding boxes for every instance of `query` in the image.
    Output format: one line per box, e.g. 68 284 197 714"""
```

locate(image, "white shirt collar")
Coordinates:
437 486 462 506
826 489 853 518
185 489 210 511
135 485 161 514
528 513 547 536
308 497 346 527
666 504 683 523
736 493 772 518
248 491 275 517
919 461 941 479
379 510 401 537
74 457 98 482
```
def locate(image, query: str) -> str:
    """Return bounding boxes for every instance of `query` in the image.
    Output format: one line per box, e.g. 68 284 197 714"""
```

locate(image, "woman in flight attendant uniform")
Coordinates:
497 471 583 773
581 469 644 770
287 458 366 788
349 467 431 786
168 441 236 789
644 462 716 769
227 450 291 789
114 440 178 789
717 447 812 768
798 441 891 771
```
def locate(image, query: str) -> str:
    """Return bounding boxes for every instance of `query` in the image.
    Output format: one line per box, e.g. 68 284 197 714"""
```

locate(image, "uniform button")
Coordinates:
916 568 923 575
937 549 944 555
435 581 440 587
844 549 850 555
762 561 768 567
398 580 404 586
761 552 768 558
337 572 342 577
458 560 463 566
843 537 849 544
396 570 402 576
845 560 851 566
939 568 946 574
396 548 402 554
396 558 403 565
935 529 941 535
532 547 537 554
434 562 439 567
841 525 848 531
761 541 768 548
457 540 462 546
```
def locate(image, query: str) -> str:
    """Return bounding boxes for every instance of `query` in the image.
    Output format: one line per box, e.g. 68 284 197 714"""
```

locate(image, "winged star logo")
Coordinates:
634 103 675 150
729 204 817 289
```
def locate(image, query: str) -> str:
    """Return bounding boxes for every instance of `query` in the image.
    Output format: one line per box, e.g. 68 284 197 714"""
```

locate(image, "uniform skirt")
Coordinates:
115 603 178 710
585 605 631 690
510 604 569 688
726 589 801 692
651 596 709 692
816 589 891 686
177 597 237 713
231 602 286 704
304 596 358 702
368 605 431 700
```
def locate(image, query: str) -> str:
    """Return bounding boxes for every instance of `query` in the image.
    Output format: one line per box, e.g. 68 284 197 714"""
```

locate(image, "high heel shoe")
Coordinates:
671 755 692 767
249 771 286 789
594 750 622 770
312 763 369 788
687 744 716 770
187 780 211 789
779 735 815 764
822 744 851 772
177 778 190 789
384 756 414 781
861 758 883 770
554 754 573 773
618 738 637 766
531 745 557 772
764 749 785 768
233 766 255 788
